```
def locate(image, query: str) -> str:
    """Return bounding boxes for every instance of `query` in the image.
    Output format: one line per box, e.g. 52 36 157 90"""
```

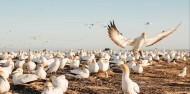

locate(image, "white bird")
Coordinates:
126 61 136 69
15 59 25 69
24 55 36 73
41 81 54 94
107 21 181 53
59 57 69 69
132 64 143 74
0 67 9 79
178 67 187 77
35 64 47 79
69 56 80 69
0 71 10 93
51 75 68 92
98 57 109 72
4 58 14 69
41 81 63 94
88 59 99 73
47 57 60 74
12 68 39 85
0 64 13 79
69 64 90 78
119 64 140 94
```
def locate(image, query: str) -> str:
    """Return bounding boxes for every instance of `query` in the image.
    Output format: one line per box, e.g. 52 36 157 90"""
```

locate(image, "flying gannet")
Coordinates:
107 21 181 53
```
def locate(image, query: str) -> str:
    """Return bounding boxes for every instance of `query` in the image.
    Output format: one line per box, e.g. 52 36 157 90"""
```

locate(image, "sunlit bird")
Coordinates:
107 21 181 53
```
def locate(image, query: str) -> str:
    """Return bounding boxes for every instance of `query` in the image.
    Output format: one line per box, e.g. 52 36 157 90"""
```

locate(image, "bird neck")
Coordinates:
122 71 130 80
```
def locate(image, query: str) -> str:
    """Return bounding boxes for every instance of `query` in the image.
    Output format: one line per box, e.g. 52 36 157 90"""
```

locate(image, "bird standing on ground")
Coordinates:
107 21 181 53
178 66 187 77
119 64 140 94
0 71 10 93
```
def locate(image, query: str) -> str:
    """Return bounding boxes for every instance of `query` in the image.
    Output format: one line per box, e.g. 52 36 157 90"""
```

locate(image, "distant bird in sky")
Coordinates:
107 21 181 53
43 41 49 43
85 21 101 29
30 34 41 40
101 25 108 28
145 22 152 26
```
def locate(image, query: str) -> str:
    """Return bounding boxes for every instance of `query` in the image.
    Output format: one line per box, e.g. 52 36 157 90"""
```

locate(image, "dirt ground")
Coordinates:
7 60 190 94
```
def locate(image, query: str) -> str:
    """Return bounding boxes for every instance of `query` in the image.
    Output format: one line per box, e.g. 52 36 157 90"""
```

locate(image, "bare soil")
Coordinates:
8 60 190 94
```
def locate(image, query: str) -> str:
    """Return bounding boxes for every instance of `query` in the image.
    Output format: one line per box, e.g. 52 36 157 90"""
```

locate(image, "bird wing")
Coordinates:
145 23 181 47
70 68 83 75
108 21 135 48
133 82 140 93
19 74 38 83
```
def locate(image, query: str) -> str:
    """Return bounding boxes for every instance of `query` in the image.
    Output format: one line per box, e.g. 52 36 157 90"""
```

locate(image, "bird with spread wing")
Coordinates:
107 21 181 53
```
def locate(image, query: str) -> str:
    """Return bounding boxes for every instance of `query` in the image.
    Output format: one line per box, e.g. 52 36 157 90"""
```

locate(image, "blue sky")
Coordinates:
0 0 189 51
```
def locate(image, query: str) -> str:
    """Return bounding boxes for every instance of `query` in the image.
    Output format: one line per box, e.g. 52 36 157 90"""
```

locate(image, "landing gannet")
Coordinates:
0 71 10 93
107 21 181 53
12 68 39 85
119 64 140 94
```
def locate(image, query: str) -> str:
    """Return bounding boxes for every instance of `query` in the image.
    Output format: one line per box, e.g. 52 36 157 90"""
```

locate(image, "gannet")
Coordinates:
88 59 99 73
132 64 143 74
12 68 39 85
51 75 68 92
107 21 181 53
178 67 187 77
24 55 36 73
69 56 80 69
47 56 60 74
0 71 10 93
69 64 90 78
41 81 63 94
35 64 47 79
97 57 109 72
59 57 69 70
119 64 140 94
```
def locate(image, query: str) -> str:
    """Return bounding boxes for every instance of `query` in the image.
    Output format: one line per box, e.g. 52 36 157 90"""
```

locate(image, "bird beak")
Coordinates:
12 70 18 74
116 61 124 66
47 87 50 91
0 75 6 81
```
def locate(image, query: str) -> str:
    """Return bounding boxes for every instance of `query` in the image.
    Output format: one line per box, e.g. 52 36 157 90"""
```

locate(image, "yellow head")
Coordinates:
119 64 129 74
142 32 147 39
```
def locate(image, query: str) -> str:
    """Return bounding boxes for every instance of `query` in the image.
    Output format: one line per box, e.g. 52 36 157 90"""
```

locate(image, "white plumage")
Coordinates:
12 68 39 85
107 21 181 53
0 71 10 93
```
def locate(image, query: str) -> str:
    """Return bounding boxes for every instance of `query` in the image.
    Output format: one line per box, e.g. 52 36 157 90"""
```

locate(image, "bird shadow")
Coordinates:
10 84 41 94
163 83 190 87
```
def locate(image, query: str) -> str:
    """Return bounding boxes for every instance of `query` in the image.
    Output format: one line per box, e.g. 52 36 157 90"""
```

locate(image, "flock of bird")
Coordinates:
0 21 186 94
0 48 189 94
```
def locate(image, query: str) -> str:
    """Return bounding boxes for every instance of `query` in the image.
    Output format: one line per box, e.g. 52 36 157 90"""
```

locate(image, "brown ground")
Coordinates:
7 60 190 94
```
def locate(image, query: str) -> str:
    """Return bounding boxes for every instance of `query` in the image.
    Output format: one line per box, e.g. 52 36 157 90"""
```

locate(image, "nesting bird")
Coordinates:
0 71 10 93
41 81 63 94
51 75 68 92
12 68 39 85
35 64 47 79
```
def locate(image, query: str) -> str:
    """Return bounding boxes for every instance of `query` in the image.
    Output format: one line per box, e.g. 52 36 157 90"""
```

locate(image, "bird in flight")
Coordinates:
107 21 181 54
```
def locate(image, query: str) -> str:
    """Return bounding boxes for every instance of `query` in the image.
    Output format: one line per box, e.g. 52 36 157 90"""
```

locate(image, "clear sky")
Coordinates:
0 0 189 51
